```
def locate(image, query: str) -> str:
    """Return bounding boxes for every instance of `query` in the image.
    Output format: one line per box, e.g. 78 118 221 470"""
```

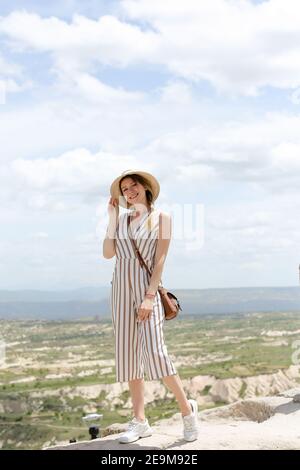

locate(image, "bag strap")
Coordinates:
127 211 163 287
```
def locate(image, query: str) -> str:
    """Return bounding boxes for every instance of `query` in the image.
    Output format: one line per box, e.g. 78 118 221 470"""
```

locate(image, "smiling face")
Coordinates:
120 176 148 209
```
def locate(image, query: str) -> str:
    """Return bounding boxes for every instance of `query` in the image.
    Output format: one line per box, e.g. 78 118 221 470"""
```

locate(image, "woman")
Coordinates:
103 169 198 444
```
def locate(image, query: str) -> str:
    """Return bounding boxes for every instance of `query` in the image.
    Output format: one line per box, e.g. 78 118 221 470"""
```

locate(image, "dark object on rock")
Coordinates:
89 426 100 439
293 394 300 403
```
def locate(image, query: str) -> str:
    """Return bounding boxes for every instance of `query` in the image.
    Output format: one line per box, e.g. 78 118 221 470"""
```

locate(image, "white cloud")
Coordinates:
0 77 34 93
271 142 300 173
175 163 217 183
2 2 300 95
0 92 148 163
1 1 300 288
200 198 300 283
9 147 135 193
0 52 23 75
138 111 300 193
240 261 264 271
0 53 34 99
120 0 300 95
31 232 49 239
2 100 300 214
209 210 272 231
72 72 145 103
0 10 159 71
1 147 158 211
159 80 192 104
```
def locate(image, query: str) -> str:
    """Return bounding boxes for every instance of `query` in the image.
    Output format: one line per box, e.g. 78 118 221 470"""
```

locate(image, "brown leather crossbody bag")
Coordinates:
127 213 182 320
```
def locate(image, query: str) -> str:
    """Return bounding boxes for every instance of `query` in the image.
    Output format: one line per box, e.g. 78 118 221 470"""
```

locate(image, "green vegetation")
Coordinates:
0 311 300 449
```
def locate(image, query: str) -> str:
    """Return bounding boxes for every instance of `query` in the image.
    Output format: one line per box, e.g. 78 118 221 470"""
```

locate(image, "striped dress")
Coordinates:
110 208 177 383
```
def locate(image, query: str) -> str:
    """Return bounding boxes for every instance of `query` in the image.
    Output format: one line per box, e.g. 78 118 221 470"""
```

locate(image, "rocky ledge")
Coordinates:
45 387 300 450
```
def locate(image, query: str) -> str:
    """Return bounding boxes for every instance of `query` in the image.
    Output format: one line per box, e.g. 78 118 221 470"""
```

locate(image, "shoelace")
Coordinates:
128 419 144 430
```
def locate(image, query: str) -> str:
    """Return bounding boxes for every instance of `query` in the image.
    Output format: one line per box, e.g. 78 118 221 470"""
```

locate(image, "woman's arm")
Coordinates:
103 214 118 259
136 211 171 323
146 211 172 295
103 197 119 259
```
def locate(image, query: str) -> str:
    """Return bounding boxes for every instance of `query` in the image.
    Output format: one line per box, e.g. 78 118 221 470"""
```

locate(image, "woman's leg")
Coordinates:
162 374 193 416
128 378 146 421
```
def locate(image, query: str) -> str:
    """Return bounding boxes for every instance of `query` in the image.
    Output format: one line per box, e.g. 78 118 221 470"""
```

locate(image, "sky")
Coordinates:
1 0 300 291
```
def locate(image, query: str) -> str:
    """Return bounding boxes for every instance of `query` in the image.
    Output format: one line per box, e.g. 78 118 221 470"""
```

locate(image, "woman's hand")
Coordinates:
137 297 154 323
108 196 119 219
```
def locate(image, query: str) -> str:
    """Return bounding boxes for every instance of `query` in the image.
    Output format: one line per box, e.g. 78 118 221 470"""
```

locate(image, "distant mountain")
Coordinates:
0 300 109 320
175 286 300 315
0 286 299 320
0 286 109 302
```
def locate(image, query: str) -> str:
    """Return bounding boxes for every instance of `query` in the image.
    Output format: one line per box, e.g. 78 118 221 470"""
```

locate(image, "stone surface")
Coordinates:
45 389 300 450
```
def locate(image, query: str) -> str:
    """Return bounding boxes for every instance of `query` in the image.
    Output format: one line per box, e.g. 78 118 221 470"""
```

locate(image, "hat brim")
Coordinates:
110 169 160 209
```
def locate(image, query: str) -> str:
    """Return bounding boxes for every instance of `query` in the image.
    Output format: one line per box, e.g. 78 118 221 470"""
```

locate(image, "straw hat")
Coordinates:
110 169 160 209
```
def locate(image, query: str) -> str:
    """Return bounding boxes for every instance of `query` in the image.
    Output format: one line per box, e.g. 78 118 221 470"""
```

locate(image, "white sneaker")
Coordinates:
182 399 199 442
118 417 153 444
